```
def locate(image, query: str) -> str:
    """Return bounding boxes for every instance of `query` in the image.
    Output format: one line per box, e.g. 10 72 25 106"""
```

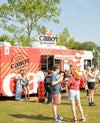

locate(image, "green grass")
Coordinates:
0 84 100 123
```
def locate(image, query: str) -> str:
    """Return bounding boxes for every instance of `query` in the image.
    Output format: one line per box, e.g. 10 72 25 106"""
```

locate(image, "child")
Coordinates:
22 72 30 100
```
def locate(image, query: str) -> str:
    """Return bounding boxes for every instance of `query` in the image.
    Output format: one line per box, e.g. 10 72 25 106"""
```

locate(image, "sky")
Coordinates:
0 0 100 46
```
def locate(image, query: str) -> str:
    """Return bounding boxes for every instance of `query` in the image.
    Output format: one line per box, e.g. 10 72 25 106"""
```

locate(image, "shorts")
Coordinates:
52 93 61 104
68 90 80 100
22 82 29 87
88 82 95 89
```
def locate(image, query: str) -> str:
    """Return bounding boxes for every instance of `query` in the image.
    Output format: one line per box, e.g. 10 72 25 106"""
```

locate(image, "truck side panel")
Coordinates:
1 47 41 97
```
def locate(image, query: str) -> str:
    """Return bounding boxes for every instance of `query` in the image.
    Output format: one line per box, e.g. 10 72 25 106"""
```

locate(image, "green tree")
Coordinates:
0 0 61 46
56 27 70 46
80 41 97 51
66 37 75 49
70 41 81 50
0 34 15 46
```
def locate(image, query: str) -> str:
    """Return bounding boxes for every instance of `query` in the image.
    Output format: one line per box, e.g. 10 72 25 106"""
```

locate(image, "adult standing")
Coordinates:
44 70 52 104
15 69 25 101
51 65 63 122
87 67 96 106
68 69 86 122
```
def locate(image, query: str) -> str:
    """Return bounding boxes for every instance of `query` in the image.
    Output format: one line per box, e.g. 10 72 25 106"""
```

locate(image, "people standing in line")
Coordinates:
51 65 63 122
44 70 52 104
22 72 30 100
15 69 25 101
64 70 71 96
68 69 86 122
87 67 96 106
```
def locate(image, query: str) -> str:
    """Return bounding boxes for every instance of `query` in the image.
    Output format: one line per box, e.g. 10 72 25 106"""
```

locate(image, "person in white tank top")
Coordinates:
87 67 96 106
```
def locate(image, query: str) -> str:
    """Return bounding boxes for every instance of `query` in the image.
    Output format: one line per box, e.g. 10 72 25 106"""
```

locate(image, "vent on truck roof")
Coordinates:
0 42 12 47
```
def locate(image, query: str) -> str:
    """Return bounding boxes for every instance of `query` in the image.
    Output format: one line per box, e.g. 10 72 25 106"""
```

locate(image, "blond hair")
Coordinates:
72 69 80 80
86 66 91 73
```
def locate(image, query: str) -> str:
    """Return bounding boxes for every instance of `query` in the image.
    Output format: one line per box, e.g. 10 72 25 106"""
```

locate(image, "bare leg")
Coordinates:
27 86 30 100
70 100 77 119
94 83 97 93
76 100 84 118
91 89 94 102
24 87 27 100
53 104 57 119
88 89 92 102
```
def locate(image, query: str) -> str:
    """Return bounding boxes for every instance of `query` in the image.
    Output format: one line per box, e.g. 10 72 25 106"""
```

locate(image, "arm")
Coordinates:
67 77 72 87
67 81 71 87
15 75 22 80
52 76 63 86
64 78 69 83
15 75 26 82
52 78 62 86
88 73 96 78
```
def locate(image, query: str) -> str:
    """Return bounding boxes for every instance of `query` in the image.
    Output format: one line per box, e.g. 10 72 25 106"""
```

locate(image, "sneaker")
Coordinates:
72 119 77 122
19 99 23 101
89 102 97 106
91 102 97 106
89 102 92 106
57 115 63 120
81 117 86 121
54 118 62 122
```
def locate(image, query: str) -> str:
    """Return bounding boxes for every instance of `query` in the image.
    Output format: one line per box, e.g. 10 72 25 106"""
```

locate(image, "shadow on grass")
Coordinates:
0 96 15 101
0 94 38 101
60 102 71 105
8 114 53 121
8 114 72 122
94 94 100 96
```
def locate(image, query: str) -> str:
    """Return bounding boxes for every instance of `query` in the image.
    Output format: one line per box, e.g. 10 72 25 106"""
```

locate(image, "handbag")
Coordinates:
68 80 78 89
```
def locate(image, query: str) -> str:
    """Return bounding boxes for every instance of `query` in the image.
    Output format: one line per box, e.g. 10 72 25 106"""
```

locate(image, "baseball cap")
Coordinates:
70 64 73 67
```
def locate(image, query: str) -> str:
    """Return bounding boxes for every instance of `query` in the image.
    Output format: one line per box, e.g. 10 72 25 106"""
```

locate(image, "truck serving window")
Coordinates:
84 60 91 69
41 56 47 72
41 55 61 72
41 55 54 72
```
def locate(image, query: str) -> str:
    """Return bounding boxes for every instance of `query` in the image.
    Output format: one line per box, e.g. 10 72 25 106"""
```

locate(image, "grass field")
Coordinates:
0 84 100 123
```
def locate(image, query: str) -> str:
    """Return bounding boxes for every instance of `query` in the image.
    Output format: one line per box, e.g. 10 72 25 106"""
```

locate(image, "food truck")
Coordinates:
0 42 93 97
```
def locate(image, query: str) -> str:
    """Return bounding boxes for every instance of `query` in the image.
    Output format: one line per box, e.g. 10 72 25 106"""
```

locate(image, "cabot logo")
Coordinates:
11 52 29 73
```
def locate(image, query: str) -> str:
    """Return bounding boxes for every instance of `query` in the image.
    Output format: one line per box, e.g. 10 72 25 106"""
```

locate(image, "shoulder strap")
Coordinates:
68 80 78 89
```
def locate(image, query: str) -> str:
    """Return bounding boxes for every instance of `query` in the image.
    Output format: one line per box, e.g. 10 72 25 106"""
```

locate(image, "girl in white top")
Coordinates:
86 67 96 106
